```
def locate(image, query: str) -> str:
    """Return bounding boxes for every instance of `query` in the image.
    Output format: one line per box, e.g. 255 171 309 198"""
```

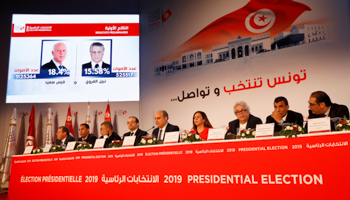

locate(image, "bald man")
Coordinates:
152 110 179 141
41 42 68 75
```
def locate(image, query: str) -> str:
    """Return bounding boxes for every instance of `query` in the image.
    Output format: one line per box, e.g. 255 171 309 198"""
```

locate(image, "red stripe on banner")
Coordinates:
309 130 331 134
11 23 139 37
207 139 224 141
9 132 350 199
256 135 273 138
164 142 178 144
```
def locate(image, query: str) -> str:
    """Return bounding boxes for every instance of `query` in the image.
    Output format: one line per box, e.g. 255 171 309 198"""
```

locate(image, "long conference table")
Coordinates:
8 131 350 199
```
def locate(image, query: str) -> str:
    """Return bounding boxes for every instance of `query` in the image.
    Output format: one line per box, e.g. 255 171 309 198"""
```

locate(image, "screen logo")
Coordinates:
13 24 26 33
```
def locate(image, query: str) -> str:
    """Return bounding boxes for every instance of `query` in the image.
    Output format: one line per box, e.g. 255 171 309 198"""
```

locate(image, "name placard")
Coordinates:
164 131 180 144
123 136 136 147
308 117 331 134
94 138 106 149
256 123 274 138
207 129 226 141
43 144 52 153
23 146 33 155
66 141 76 151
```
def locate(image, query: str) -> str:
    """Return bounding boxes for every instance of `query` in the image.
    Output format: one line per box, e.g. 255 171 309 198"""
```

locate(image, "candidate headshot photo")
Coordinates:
82 42 111 73
41 42 68 75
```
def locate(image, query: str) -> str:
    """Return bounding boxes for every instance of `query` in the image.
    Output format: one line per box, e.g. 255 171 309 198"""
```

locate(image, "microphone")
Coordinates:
145 126 155 137
146 126 155 132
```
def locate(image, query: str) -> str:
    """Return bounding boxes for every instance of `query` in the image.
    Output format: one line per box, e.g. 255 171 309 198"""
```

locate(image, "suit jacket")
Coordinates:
152 123 179 140
77 134 97 148
41 60 67 73
308 103 349 119
123 129 148 146
266 110 304 133
55 135 75 146
82 62 111 75
100 132 121 148
225 114 262 138
307 103 349 132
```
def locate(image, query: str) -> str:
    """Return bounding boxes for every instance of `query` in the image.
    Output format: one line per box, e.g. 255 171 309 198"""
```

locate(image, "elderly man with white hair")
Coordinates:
225 101 262 139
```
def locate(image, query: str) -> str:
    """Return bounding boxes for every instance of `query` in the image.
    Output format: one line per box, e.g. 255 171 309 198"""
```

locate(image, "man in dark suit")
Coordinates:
77 123 97 148
225 101 262 139
82 62 110 71
55 126 75 146
100 121 121 148
266 96 304 135
307 91 349 132
82 42 111 75
308 91 349 119
152 110 179 140
41 42 68 75
123 116 147 146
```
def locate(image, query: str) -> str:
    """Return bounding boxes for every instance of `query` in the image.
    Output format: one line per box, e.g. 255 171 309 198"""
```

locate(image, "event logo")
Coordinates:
245 9 275 33
13 24 26 33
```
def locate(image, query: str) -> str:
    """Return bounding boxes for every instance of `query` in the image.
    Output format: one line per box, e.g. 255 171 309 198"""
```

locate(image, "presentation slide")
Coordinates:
6 14 139 103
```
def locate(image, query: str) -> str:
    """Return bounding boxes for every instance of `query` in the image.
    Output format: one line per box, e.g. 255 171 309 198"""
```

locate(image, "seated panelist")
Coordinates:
266 96 304 134
123 116 147 146
99 121 121 148
189 111 213 141
225 101 262 139
77 123 97 148
152 110 179 141
55 126 75 146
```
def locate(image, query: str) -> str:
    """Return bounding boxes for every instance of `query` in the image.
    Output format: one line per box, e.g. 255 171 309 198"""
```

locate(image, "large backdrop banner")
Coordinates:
140 0 350 130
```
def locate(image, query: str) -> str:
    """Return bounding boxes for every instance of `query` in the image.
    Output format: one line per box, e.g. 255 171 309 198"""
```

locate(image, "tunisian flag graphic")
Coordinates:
26 105 36 148
65 105 75 139
168 0 311 59
104 102 111 122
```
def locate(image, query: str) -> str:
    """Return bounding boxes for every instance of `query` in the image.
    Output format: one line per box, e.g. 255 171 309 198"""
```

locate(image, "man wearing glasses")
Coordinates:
100 121 121 148
308 91 349 119
225 101 262 139
123 116 147 146
82 42 111 75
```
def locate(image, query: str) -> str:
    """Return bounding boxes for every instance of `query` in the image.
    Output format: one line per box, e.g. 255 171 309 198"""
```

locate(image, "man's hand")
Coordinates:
271 111 282 123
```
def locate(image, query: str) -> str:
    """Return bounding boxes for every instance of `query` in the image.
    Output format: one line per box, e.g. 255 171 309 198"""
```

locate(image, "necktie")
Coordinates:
95 64 99 71
130 132 134 136
158 130 163 140
59 65 63 70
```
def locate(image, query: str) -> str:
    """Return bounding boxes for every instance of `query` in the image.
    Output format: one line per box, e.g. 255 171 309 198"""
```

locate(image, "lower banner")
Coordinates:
9 132 350 199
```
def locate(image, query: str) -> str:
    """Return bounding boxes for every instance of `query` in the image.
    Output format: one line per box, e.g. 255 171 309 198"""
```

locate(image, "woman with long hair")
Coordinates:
189 111 213 141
